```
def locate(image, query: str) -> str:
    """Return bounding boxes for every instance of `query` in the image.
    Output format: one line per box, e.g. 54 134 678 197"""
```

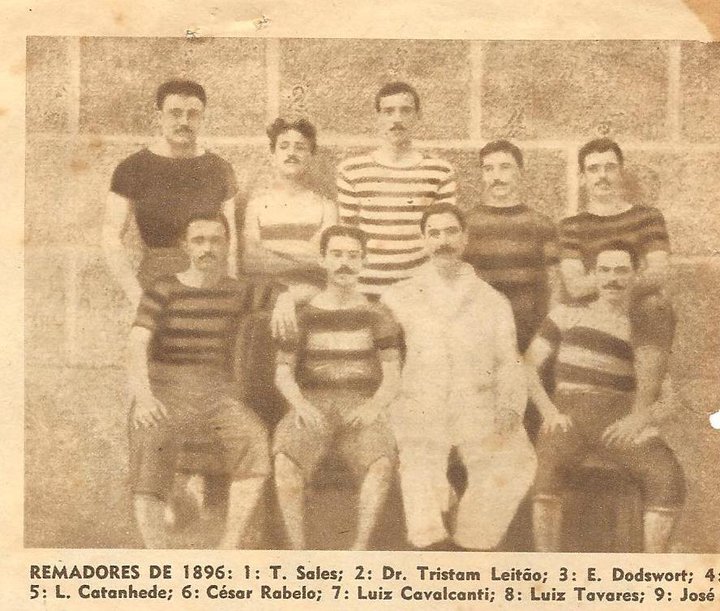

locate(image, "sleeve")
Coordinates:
336 163 360 226
637 207 671 255
435 162 457 205
630 294 676 350
371 303 402 351
535 310 563 353
542 218 561 266
274 307 303 354
133 278 171 331
109 156 138 200
222 159 238 201
558 217 584 260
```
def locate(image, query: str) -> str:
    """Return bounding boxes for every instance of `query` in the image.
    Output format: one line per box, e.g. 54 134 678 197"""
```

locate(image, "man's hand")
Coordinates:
602 411 652 447
344 401 382 428
494 408 522 436
293 400 326 430
131 391 168 428
271 291 299 340
541 409 573 435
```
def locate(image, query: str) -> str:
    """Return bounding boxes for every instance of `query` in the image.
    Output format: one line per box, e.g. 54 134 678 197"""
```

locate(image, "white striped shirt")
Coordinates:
336 151 456 294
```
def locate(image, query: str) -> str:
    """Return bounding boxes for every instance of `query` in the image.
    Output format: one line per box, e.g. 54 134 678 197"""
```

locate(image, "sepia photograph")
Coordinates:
23 34 720 558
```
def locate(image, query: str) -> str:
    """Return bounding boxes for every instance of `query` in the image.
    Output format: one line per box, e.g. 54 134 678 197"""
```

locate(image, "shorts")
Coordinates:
533 390 685 509
129 365 270 501
272 388 396 481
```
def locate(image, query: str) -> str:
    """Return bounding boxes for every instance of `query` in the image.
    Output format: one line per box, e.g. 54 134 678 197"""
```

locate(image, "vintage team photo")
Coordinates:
24 37 720 553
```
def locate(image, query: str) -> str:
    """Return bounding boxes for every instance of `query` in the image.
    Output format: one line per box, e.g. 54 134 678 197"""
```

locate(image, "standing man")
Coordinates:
464 140 559 353
559 138 675 433
525 243 685 552
128 214 271 549
103 79 239 311
337 82 456 298
382 203 536 550
272 225 402 550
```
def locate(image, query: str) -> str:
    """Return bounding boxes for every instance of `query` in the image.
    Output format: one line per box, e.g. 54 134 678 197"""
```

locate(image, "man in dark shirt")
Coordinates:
128 214 269 548
103 80 238 311
272 225 402 550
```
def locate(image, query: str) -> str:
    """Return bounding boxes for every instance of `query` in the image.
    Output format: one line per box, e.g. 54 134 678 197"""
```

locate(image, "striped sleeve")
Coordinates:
435 163 457 205
637 207 671 254
558 217 584 260
370 303 402 351
133 277 173 331
536 311 563 353
336 162 360 226
543 219 560 265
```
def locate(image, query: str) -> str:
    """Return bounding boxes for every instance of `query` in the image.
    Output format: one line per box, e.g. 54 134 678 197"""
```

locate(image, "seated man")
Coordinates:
128 214 271 549
525 242 685 553
272 225 402 550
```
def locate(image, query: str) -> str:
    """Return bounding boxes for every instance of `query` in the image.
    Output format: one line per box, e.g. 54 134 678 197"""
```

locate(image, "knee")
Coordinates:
274 453 304 490
366 456 393 479
644 454 686 509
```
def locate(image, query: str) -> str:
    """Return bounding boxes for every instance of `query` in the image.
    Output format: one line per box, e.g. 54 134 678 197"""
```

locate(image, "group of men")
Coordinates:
103 78 685 552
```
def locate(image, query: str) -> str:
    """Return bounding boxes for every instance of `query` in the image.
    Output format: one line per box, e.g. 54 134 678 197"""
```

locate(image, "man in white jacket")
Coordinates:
382 203 537 550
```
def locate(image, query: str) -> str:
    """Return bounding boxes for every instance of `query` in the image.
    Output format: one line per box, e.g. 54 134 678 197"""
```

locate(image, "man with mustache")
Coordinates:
337 82 456 298
128 214 272 549
382 203 536 550
103 80 239 311
559 138 676 456
272 225 402 549
525 243 685 552
243 117 337 288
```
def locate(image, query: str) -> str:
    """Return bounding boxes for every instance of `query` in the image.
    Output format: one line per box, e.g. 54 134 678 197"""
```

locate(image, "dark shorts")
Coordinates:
533 391 685 509
129 365 270 501
273 388 396 481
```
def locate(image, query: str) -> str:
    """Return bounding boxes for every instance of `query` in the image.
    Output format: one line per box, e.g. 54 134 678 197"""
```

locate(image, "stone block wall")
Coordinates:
25 37 720 549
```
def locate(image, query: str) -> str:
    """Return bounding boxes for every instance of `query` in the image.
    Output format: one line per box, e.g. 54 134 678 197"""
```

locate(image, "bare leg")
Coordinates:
643 509 678 553
134 494 168 548
165 473 202 529
532 496 563 552
274 454 306 549
351 457 392 550
217 476 265 549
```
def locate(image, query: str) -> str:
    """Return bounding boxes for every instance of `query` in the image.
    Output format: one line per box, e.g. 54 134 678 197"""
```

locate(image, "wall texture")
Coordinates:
25 37 720 550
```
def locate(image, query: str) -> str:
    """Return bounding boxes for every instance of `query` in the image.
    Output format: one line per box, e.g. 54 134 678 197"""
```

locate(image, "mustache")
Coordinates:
390 125 405 131
602 281 625 290
284 156 300 163
199 253 217 261
435 245 456 255
334 266 356 274
596 179 611 186
491 180 508 187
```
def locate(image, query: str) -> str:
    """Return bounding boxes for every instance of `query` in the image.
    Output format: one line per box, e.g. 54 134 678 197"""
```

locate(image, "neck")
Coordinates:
324 283 359 306
155 139 200 159
433 257 464 283
272 173 305 193
377 141 416 164
486 194 521 208
178 267 224 288
587 195 630 215
597 295 630 316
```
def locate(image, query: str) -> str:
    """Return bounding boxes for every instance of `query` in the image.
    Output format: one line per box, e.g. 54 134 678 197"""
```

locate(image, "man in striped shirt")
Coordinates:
272 225 402 550
337 82 456 297
525 243 685 553
128 214 274 548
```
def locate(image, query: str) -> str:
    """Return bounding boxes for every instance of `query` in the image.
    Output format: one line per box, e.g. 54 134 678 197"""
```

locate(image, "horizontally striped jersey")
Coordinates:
336 152 456 295
464 203 559 351
134 275 278 374
559 205 670 270
277 301 401 392
536 303 636 394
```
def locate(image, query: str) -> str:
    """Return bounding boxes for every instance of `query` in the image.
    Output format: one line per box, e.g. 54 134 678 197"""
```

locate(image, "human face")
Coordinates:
424 212 468 266
581 150 623 201
182 220 228 273
480 151 522 203
594 250 635 304
272 129 313 179
157 94 205 148
377 92 419 148
321 235 365 289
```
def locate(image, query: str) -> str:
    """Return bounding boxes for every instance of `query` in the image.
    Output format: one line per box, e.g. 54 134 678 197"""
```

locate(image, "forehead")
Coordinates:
275 129 310 145
186 220 226 238
596 250 631 266
481 150 519 167
425 212 463 232
325 234 363 251
161 94 205 111
583 150 620 167
378 92 416 109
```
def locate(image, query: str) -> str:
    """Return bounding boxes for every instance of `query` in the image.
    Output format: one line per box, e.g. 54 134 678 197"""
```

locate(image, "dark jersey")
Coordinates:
111 149 237 247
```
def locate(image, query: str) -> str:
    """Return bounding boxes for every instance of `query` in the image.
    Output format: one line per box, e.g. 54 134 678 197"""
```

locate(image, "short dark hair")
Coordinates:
591 240 639 270
156 80 207 110
374 81 421 113
181 213 230 241
319 225 367 256
266 117 317 153
578 138 624 171
420 203 466 234
478 139 524 169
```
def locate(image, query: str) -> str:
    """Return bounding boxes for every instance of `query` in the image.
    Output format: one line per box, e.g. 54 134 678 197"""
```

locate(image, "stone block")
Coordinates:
680 42 720 142
26 37 71 133
79 38 267 136
25 248 66 366
481 41 670 141
279 39 471 139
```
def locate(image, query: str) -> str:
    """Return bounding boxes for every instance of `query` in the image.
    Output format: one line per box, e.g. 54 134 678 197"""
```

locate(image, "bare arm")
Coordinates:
546 263 563 310
222 197 238 278
274 352 325 429
127 326 167 427
102 192 142 309
559 258 597 301
345 350 401 427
